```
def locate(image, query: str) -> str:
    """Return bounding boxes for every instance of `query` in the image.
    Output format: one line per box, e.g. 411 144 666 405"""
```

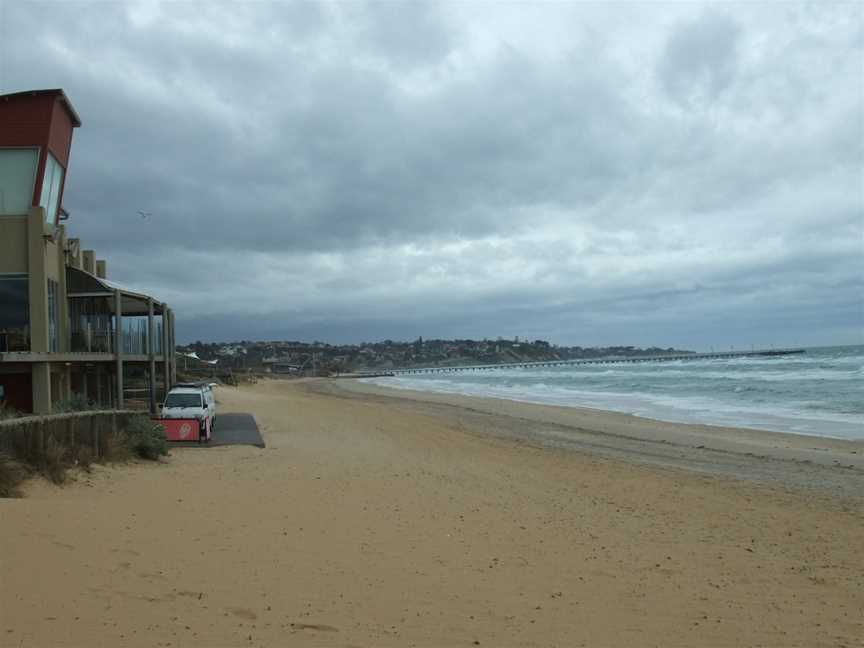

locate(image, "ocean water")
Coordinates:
368 345 864 440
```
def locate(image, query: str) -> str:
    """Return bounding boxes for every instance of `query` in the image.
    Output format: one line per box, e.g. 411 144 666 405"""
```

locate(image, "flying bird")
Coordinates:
137 210 152 219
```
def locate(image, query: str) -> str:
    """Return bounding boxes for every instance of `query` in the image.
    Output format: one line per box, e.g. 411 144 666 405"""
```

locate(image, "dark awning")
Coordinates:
66 267 165 316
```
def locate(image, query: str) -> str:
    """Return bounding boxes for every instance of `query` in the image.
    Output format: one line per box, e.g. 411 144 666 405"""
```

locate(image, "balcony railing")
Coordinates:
0 330 30 353
69 327 114 353
67 322 164 355
122 320 163 355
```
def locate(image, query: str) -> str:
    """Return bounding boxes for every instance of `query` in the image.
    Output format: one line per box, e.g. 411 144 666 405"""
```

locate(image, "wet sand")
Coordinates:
331 378 864 497
1 378 862 647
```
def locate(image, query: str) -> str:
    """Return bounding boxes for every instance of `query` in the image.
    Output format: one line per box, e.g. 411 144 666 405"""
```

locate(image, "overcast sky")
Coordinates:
2 1 862 349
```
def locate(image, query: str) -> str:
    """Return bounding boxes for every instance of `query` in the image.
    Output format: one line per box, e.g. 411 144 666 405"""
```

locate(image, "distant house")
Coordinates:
0 89 177 414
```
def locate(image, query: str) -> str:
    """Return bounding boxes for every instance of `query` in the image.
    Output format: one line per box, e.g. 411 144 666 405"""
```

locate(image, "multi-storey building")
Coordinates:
0 89 176 414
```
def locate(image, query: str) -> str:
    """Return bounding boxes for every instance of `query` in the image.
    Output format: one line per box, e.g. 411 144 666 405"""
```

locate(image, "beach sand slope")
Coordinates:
1 378 862 647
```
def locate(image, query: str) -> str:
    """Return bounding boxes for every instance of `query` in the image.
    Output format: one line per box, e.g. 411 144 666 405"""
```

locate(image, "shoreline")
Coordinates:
317 378 864 497
361 374 864 441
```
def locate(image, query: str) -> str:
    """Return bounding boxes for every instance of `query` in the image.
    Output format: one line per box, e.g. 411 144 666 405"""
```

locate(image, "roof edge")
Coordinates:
0 88 82 127
66 266 163 306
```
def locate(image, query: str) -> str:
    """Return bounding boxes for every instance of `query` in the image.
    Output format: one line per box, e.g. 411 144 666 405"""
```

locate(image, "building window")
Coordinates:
39 153 65 226
0 274 29 352
0 148 39 216
69 296 113 353
48 278 59 352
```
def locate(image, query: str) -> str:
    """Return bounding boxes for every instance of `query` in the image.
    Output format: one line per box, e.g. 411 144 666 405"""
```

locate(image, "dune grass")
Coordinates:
0 413 169 497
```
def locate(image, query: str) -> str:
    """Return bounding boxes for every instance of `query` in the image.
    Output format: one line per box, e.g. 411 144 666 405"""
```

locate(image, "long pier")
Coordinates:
385 348 805 376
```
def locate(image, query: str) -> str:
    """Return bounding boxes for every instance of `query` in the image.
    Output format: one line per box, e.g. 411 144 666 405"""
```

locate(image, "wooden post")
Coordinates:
147 298 156 415
161 303 170 396
114 289 124 409
168 309 177 385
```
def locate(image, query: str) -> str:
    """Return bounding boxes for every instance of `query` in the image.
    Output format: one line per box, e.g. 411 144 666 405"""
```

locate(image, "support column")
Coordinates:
107 371 113 409
27 207 49 354
114 289 124 409
168 309 177 385
32 362 52 414
63 364 72 400
57 225 70 353
161 303 170 395
95 363 104 407
147 298 156 415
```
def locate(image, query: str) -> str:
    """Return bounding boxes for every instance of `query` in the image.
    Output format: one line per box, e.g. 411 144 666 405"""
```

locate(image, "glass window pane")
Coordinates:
0 149 39 216
39 154 55 214
39 153 64 225
164 393 202 408
0 274 30 351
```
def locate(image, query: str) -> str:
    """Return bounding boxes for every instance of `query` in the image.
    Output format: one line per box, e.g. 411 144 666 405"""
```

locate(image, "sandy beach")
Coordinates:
2 378 863 647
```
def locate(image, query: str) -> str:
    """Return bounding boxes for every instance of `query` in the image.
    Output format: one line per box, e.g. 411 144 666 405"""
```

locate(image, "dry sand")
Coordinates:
1 378 862 647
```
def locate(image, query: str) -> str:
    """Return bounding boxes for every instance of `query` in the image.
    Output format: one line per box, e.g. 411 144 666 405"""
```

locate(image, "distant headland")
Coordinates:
176 337 695 376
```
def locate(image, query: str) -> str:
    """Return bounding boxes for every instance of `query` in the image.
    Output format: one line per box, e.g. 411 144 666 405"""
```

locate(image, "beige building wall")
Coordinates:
27 206 49 354
2 206 177 413
56 226 69 352
45 238 61 282
82 250 95 274
26 207 51 412
0 217 28 273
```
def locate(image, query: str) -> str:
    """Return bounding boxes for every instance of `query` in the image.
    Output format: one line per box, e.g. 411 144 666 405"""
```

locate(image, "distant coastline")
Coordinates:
178 338 697 376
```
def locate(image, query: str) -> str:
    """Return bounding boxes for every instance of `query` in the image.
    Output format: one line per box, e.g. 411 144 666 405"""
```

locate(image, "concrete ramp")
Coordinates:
211 413 265 448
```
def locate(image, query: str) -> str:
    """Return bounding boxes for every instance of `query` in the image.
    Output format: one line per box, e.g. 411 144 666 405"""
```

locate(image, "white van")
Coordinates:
162 383 216 440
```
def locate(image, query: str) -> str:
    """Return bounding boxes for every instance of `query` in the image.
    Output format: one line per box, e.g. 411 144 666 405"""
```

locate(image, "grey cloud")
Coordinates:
658 9 742 105
2 1 861 347
349 1 456 67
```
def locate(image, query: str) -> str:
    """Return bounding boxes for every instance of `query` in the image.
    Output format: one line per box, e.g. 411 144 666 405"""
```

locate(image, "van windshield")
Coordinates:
164 393 202 408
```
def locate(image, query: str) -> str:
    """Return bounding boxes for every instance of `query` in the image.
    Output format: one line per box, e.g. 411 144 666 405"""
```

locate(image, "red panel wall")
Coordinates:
47 99 74 168
0 92 77 208
0 93 54 148
0 372 33 414
158 419 201 442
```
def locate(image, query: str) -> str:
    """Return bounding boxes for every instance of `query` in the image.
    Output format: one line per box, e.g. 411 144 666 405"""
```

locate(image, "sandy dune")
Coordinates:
1 378 862 647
